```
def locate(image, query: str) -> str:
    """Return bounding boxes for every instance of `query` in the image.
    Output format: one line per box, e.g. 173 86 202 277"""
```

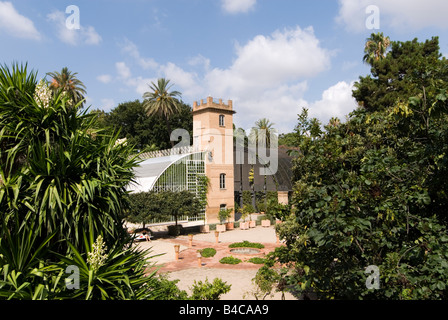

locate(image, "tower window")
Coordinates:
220 173 226 189
219 114 225 127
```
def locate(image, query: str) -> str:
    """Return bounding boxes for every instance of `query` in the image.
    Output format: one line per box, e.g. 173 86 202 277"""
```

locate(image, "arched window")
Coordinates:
220 173 226 189
219 114 225 127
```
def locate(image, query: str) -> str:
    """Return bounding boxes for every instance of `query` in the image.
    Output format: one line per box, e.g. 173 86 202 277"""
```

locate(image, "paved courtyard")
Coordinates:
134 225 296 300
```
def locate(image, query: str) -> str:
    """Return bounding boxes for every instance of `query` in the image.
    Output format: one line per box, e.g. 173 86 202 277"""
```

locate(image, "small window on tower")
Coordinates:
220 173 226 189
219 114 225 127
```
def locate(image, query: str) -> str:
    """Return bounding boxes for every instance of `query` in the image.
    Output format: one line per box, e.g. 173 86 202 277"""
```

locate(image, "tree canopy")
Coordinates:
91 99 193 151
143 78 183 148
260 35 448 300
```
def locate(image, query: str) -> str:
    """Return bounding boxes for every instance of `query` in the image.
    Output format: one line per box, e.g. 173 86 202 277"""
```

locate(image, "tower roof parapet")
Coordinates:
192 96 235 114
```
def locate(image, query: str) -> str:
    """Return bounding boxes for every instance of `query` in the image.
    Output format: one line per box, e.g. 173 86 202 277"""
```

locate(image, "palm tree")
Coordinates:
249 118 277 209
47 67 87 106
363 32 391 66
142 78 182 148
249 118 276 149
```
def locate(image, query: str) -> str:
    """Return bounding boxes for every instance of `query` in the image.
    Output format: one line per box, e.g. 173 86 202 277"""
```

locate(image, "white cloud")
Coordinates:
221 0 256 14
47 10 101 45
233 82 309 134
160 62 203 98
126 76 158 96
188 54 210 72
120 38 158 70
97 74 112 84
0 1 41 40
307 81 358 125
83 26 102 45
203 26 331 132
337 0 448 32
115 62 131 79
115 26 335 133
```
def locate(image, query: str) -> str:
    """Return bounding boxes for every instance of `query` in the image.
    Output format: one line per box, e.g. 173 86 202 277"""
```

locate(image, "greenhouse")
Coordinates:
130 150 205 192
128 150 207 221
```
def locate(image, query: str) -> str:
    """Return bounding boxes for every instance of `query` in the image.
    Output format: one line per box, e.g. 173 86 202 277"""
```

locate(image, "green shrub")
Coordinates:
248 257 267 264
229 241 265 249
200 248 217 258
189 278 231 300
219 256 242 265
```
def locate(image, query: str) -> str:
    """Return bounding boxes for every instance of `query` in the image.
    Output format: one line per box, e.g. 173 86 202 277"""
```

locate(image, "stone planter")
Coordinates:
249 220 256 228
226 222 234 230
200 225 210 233
261 219 271 227
240 222 249 230
216 224 226 232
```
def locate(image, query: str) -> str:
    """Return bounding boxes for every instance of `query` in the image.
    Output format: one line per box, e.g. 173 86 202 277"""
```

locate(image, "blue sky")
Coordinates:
2 0 448 133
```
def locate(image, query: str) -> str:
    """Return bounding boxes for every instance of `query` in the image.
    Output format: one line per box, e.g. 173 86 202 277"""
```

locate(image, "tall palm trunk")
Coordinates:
165 117 175 148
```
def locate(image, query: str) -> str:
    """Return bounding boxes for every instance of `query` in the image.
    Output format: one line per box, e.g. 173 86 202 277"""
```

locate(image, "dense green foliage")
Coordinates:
229 241 265 249
199 248 217 258
91 99 193 151
126 191 171 227
219 256 242 265
260 35 448 300
126 190 202 228
0 63 136 252
353 36 446 112
248 257 266 264
189 278 231 300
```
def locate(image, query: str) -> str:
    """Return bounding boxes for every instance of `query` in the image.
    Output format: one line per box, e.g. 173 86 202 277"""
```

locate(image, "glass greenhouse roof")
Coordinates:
128 153 198 193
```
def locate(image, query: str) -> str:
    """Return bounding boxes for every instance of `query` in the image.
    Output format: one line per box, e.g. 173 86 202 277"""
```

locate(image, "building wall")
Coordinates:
193 97 235 224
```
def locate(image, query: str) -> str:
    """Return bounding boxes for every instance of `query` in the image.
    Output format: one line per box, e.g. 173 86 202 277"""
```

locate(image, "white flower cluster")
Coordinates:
87 235 108 271
34 79 52 108
60 90 74 108
114 138 128 147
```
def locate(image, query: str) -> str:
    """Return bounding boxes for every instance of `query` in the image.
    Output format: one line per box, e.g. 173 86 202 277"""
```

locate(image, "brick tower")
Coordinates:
192 97 236 224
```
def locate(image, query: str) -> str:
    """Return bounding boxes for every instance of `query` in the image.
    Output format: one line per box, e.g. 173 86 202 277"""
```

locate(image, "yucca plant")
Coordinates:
0 63 168 300
54 232 162 300
0 63 140 253
0 219 65 300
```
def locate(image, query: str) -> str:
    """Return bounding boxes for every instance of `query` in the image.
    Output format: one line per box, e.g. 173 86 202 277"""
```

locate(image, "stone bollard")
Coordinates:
215 230 219 244
188 234 193 247
174 245 180 261
197 251 202 267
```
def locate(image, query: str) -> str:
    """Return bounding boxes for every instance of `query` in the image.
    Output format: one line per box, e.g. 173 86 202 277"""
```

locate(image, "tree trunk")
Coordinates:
165 117 175 148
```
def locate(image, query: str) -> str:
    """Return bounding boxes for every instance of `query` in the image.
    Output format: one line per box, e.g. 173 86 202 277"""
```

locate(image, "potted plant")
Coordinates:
219 208 234 231
244 204 256 228
240 204 253 230
217 208 229 232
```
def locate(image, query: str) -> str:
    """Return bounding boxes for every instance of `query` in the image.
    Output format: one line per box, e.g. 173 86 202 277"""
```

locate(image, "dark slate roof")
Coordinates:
234 145 294 192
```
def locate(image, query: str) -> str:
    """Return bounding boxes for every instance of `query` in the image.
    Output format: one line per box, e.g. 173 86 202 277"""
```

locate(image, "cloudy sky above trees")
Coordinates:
2 0 448 133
